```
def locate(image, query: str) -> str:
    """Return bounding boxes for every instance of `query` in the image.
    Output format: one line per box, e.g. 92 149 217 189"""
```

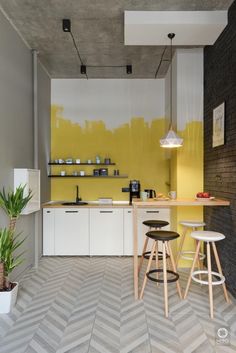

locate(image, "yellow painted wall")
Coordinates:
51 105 170 201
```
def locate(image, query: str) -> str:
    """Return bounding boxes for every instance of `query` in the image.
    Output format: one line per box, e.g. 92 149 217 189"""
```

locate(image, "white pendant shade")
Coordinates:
160 129 183 148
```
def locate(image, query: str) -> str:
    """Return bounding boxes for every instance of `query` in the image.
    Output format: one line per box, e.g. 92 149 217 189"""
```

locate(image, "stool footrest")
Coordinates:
143 251 170 260
191 270 225 285
180 250 205 261
146 269 179 283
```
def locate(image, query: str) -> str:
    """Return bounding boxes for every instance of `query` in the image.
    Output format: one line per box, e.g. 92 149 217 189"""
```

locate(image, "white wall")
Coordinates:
51 79 165 128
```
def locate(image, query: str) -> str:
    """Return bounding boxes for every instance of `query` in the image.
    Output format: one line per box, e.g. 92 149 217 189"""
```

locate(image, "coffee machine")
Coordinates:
129 180 141 205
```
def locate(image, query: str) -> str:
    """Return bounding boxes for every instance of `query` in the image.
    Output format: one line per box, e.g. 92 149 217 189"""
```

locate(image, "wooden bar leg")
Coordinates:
167 242 182 299
138 237 149 275
207 242 214 319
162 241 169 318
176 226 187 267
184 240 201 299
156 241 159 286
133 205 139 300
212 242 230 303
139 241 156 299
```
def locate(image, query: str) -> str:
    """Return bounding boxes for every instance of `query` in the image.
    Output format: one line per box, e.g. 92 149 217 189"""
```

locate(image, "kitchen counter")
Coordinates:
42 201 132 208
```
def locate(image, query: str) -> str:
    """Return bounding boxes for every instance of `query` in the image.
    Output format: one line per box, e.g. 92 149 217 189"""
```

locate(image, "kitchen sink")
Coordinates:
61 202 88 206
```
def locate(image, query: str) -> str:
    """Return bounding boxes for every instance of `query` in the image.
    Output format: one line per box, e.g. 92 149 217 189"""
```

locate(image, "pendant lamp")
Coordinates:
160 33 183 148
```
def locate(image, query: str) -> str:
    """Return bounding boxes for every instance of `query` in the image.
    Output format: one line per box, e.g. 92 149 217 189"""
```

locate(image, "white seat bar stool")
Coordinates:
176 221 206 275
184 230 230 319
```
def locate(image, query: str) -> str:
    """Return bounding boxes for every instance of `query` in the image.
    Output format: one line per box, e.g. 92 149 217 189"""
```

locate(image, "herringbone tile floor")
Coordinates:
0 257 235 353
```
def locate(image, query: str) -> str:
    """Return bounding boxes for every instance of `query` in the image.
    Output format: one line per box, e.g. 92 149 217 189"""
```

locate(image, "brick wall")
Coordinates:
204 0 236 297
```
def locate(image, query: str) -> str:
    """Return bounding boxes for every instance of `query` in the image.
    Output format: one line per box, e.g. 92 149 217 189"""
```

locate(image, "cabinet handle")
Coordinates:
146 210 159 214
128 211 131 213
46 211 51 213
65 210 79 213
100 210 113 213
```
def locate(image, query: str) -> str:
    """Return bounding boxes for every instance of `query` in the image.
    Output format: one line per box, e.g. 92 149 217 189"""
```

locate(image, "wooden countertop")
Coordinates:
132 198 230 207
42 202 132 208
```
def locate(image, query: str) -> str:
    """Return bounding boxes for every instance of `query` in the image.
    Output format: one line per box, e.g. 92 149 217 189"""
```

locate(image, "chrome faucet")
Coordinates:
75 185 81 203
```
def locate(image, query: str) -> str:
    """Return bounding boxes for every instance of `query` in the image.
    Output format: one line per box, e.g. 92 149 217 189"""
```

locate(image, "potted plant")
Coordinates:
0 228 25 313
0 185 32 313
0 185 32 233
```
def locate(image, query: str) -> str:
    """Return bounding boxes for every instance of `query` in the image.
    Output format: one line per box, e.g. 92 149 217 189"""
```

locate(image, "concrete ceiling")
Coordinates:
0 0 234 79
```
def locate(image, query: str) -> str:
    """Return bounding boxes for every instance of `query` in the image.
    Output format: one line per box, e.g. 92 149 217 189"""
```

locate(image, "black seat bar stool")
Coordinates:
140 230 182 318
139 220 169 275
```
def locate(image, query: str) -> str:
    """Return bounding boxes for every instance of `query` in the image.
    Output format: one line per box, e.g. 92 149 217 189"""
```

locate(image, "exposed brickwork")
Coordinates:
204 1 236 297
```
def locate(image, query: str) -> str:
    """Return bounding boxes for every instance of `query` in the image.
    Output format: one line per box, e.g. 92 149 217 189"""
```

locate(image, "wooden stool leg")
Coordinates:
156 241 159 285
165 242 171 270
212 242 230 303
176 226 188 267
162 241 169 317
207 242 214 319
193 227 202 281
139 241 156 299
138 237 149 274
167 242 182 299
184 240 201 299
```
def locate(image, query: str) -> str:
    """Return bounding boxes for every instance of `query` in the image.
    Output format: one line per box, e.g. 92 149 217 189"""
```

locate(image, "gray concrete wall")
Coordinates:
0 10 51 279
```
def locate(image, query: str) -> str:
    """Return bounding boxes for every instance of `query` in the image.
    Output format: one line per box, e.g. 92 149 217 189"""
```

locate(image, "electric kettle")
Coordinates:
144 189 156 198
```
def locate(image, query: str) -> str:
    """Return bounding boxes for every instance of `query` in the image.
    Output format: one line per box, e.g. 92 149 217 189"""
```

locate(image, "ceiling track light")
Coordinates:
62 19 71 32
160 33 183 148
126 65 132 74
81 65 86 75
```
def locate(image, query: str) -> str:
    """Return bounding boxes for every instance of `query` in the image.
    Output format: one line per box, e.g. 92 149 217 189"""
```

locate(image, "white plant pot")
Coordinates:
0 282 19 314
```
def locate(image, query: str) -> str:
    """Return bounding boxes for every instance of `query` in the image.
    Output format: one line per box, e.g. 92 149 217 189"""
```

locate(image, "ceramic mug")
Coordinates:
140 191 148 201
168 191 177 200
60 171 66 176
80 170 85 176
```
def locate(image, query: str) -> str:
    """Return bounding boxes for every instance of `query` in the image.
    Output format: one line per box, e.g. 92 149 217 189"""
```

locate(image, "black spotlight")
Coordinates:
126 65 132 74
81 65 87 75
62 19 71 32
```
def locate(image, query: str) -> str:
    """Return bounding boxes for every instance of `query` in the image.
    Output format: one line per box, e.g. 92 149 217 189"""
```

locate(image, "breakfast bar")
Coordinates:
132 198 230 299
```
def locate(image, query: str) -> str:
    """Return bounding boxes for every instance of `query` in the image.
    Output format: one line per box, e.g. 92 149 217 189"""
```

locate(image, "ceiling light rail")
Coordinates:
63 19 132 78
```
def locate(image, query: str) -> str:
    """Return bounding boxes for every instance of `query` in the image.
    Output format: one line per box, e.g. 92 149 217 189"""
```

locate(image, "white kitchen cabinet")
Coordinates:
43 208 55 255
54 208 89 255
123 208 170 255
90 208 123 255
14 168 40 214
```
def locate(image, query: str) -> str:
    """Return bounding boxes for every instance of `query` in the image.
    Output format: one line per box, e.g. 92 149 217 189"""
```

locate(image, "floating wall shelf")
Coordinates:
48 175 128 178
48 162 116 166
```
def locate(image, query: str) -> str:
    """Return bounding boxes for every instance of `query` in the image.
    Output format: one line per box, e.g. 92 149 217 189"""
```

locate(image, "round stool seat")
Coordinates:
146 230 179 241
191 230 225 242
143 220 169 228
180 220 206 228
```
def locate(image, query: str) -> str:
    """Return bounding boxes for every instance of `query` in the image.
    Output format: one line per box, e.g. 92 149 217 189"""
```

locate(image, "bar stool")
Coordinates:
139 220 169 274
184 230 230 319
140 230 182 318
176 221 206 278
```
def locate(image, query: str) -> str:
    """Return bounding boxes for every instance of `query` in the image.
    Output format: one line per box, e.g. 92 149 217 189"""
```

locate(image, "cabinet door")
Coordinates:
90 208 123 255
138 208 170 253
123 209 133 255
43 208 55 255
54 208 89 255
